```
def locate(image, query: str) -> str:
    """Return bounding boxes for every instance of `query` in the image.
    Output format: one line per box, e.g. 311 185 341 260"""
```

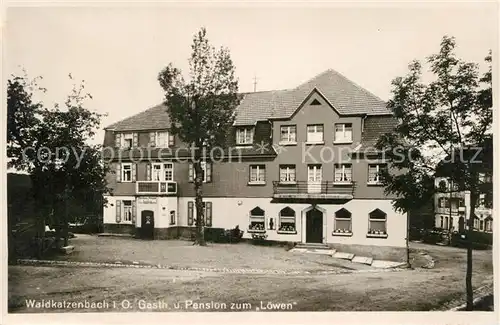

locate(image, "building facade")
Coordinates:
102 69 408 250
434 177 493 233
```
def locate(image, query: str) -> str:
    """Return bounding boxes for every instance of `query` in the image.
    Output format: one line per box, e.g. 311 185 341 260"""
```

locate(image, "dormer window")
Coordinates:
334 123 353 143
236 127 254 145
122 133 133 149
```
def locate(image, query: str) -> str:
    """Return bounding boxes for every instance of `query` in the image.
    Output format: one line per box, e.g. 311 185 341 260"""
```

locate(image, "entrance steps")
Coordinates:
291 243 336 256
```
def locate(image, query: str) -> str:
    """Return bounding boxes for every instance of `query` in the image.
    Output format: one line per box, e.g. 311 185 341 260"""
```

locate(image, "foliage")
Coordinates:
158 28 240 245
377 36 492 310
7 72 110 246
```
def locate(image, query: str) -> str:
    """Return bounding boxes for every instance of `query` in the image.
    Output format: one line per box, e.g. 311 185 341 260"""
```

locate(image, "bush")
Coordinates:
204 226 244 243
450 231 492 250
204 227 226 242
421 229 443 244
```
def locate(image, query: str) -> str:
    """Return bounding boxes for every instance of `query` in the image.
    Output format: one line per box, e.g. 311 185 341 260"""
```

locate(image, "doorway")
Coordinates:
306 208 323 243
140 210 155 240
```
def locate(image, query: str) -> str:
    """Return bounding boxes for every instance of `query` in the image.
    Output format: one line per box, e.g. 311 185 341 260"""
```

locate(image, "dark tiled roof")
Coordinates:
105 103 170 131
359 115 399 152
106 69 391 131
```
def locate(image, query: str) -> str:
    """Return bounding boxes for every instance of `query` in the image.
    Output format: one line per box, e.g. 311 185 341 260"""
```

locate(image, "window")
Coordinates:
121 133 133 149
477 194 486 207
368 209 387 237
122 200 133 222
188 162 211 183
334 123 353 143
444 216 449 230
485 218 493 232
368 164 386 184
474 217 480 229
280 125 297 144
248 207 265 232
334 164 352 183
480 220 484 231
170 211 176 225
121 163 132 182
152 163 174 181
440 216 444 228
333 208 352 235
187 202 212 227
306 124 324 143
278 207 296 233
249 165 266 184
236 127 254 145
279 165 296 183
439 197 450 208
155 131 169 147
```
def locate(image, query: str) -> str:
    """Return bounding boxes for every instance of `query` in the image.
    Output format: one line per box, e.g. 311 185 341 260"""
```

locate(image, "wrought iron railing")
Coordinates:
136 181 177 195
272 181 355 198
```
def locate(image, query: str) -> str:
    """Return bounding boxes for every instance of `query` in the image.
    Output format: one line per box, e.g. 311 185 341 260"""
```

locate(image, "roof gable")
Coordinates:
105 103 170 131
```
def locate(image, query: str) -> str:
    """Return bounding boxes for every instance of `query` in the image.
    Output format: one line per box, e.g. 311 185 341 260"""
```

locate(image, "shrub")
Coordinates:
204 226 244 243
450 231 492 250
421 229 443 244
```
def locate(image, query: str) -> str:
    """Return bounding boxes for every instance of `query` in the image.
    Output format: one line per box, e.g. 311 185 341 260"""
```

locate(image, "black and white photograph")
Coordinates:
2 2 498 324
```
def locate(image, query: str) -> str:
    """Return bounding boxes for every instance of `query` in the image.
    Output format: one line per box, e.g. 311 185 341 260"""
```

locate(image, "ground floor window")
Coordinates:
485 218 493 232
248 207 265 232
368 209 387 237
187 201 212 227
278 207 296 233
170 211 176 225
333 208 352 235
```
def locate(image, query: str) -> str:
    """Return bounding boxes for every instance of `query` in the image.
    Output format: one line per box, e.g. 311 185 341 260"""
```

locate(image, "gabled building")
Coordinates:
102 69 407 250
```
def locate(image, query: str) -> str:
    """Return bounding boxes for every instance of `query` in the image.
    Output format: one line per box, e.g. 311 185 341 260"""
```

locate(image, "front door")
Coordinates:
306 208 323 243
141 210 155 240
307 165 322 193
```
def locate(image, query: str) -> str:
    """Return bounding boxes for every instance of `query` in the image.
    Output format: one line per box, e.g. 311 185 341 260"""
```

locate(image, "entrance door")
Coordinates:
141 210 155 240
306 208 323 243
307 165 322 193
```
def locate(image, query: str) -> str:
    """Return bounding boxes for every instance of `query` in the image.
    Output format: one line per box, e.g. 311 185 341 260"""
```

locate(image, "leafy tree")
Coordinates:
158 28 240 245
377 36 492 310
7 73 109 249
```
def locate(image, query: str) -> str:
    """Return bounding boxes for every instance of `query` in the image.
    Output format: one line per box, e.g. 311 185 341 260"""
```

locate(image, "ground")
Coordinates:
8 235 494 312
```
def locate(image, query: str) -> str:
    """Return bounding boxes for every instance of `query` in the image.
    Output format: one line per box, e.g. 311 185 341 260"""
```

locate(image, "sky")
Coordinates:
4 3 497 144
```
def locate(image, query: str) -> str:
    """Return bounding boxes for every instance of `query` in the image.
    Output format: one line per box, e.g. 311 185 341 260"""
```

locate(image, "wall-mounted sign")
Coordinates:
138 197 157 204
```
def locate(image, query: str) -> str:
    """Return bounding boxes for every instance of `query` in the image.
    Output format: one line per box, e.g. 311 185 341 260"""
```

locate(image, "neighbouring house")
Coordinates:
102 69 407 253
434 176 493 233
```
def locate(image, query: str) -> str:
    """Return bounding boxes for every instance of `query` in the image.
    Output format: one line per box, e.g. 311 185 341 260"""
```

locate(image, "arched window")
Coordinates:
368 209 387 237
249 207 265 232
334 208 352 234
278 207 296 233
485 217 493 232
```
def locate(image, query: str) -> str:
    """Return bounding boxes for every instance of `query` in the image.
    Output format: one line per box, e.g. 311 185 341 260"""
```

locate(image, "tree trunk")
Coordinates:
193 160 206 246
406 211 411 267
466 191 478 311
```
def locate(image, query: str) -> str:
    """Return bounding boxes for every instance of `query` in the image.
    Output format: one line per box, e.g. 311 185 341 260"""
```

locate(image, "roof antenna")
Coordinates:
253 74 258 92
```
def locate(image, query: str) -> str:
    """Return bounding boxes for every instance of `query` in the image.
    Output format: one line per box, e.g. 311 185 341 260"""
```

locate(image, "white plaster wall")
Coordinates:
103 195 136 226
177 197 407 247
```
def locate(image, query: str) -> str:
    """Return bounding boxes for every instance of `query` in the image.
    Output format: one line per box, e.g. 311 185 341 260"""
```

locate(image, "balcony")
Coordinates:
136 181 178 196
272 181 355 201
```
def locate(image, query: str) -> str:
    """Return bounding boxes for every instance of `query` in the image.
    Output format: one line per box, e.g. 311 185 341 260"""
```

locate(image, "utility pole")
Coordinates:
253 75 258 92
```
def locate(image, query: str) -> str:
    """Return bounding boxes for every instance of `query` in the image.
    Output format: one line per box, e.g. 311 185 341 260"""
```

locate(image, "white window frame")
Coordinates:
152 163 174 181
306 124 324 144
334 209 352 234
249 207 266 232
121 163 132 182
122 200 133 223
279 125 297 144
200 161 208 183
278 207 296 233
155 131 169 148
236 127 254 145
279 165 296 183
334 123 353 143
334 164 352 183
368 210 387 237
249 165 266 184
368 164 386 184
121 133 133 149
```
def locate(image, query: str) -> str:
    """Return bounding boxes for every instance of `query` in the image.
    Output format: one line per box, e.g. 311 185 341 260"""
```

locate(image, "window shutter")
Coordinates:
149 132 156 147
132 164 137 182
188 201 194 226
146 163 152 181
168 133 175 147
132 201 136 224
132 133 138 148
116 200 121 223
188 163 194 182
116 163 121 182
115 133 121 148
206 163 212 182
205 202 212 227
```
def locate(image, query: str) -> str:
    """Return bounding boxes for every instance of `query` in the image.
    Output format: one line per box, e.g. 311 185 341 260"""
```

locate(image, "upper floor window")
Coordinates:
236 127 254 145
122 133 134 149
334 123 353 143
149 131 174 148
249 165 266 184
121 163 132 182
280 125 297 144
279 165 296 183
334 163 352 183
152 163 174 181
477 194 486 207
188 162 212 183
368 164 387 184
306 124 324 143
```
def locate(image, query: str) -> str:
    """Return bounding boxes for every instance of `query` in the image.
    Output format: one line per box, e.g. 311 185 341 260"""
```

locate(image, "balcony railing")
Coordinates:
136 181 178 195
272 181 355 200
